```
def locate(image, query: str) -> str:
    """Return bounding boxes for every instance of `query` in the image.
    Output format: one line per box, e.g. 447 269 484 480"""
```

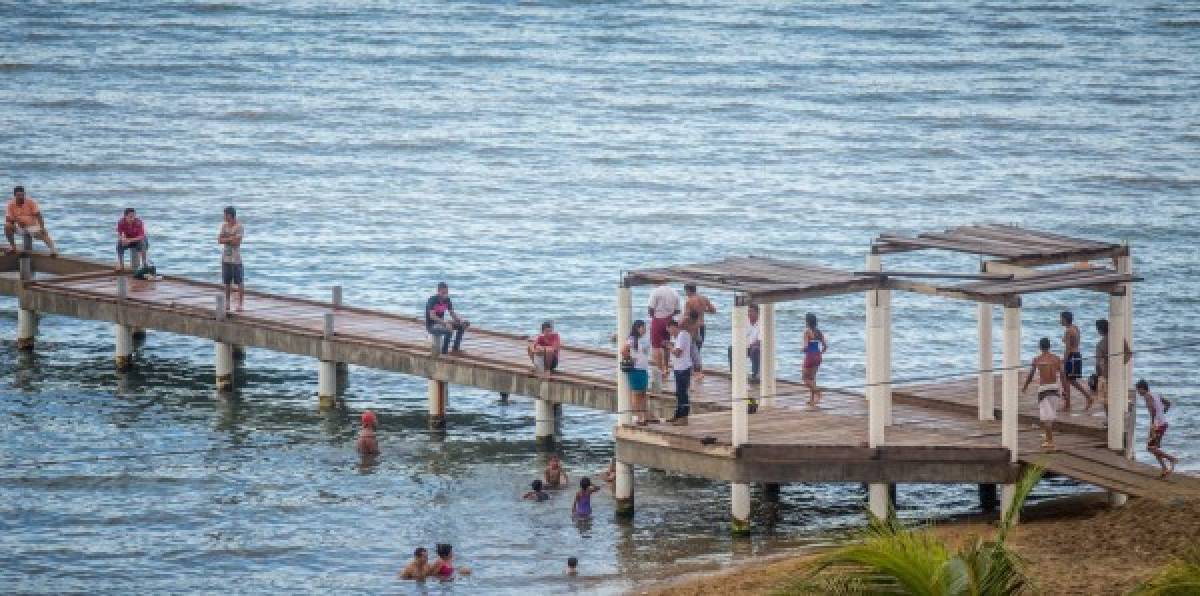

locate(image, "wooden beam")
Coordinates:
856 271 1014 281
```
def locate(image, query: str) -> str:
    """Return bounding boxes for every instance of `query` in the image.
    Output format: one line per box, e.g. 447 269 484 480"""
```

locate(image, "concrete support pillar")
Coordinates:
16 307 37 351
215 341 235 391
534 398 556 447
731 300 751 534
615 286 635 516
318 360 337 409
428 379 448 430
331 285 348 376
115 324 134 371
1107 291 1128 451
977 303 995 421
760 303 777 408
865 253 889 518
882 286 893 425
1001 303 1021 522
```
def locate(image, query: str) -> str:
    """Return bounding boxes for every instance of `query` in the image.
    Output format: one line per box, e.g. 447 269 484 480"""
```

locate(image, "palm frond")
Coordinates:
1131 548 1200 596
997 465 1045 543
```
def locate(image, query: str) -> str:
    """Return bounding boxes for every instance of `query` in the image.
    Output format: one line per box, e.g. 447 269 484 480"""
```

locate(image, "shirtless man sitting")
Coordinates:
1023 337 1063 451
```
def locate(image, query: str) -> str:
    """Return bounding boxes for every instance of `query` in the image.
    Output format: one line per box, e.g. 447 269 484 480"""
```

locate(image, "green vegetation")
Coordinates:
1131 548 1200 596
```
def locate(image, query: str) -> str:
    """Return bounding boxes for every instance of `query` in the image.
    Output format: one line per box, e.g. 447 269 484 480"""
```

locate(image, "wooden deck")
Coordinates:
5 253 1200 503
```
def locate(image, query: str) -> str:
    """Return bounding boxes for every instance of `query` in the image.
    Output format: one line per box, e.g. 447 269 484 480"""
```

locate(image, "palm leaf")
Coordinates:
1131 548 1200 596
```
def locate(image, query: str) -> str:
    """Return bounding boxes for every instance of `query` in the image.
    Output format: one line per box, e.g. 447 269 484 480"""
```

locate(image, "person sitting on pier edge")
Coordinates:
1059 310 1093 411
399 547 430 580
425 281 469 354
357 410 380 456
646 282 681 385
727 304 761 383
1023 337 1063 451
621 319 660 425
667 318 693 425
1137 379 1178 479
683 284 716 381
217 206 245 312
116 207 149 271
544 454 568 489
802 312 827 406
5 185 58 256
527 320 561 375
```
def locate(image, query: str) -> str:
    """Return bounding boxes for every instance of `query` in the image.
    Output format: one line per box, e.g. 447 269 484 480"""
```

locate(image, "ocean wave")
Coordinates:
26 98 112 109
0 63 36 72
219 110 303 122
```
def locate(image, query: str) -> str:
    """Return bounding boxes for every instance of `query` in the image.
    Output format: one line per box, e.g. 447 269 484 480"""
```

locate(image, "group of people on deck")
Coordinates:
621 282 827 426
1023 310 1177 477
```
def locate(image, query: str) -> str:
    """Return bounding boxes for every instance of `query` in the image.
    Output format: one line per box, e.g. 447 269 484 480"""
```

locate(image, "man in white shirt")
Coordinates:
666 319 693 425
728 304 762 382
646 283 681 382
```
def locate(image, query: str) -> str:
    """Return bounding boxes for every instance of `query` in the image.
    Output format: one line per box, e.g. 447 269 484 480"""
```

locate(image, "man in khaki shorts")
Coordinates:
1023 337 1062 450
4 186 58 255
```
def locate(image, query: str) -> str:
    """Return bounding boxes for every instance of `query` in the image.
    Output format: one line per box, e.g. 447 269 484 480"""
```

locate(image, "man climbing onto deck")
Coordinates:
5 186 58 256
683 284 716 381
116 208 148 271
217 206 244 312
1023 337 1063 451
527 320 561 375
647 282 680 386
1059 311 1092 411
727 304 761 382
1136 380 1178 479
426 282 469 354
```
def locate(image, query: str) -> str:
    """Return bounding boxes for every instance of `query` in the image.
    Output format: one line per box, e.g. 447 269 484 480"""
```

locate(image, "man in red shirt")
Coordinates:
116 207 149 270
5 185 58 255
527 320 561 375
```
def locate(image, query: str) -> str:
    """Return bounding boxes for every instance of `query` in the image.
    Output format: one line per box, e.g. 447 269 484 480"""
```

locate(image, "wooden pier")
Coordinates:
4 223 1199 535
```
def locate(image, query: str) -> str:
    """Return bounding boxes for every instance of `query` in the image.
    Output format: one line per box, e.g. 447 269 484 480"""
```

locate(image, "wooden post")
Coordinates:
760 302 777 408
1000 302 1021 521
730 300 751 534
615 286 635 516
428 380 448 430
865 253 888 518
534 398 555 447
977 303 995 421
15 235 36 351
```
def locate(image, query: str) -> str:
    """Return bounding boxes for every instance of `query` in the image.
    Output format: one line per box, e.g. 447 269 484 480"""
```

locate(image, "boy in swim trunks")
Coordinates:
1137 380 1178 478
1023 337 1063 450
1059 311 1092 411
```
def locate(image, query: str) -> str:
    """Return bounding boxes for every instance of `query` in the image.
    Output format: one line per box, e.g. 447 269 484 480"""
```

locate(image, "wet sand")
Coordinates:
642 493 1199 596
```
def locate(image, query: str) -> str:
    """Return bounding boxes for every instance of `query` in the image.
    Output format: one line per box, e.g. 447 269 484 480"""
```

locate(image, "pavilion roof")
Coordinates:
873 224 1125 265
623 256 878 304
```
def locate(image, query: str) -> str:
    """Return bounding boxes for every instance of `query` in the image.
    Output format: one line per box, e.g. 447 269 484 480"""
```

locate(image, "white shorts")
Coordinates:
1037 385 1059 422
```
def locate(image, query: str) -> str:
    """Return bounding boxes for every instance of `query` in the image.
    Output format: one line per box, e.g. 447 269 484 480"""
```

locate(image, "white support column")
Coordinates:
1000 303 1021 522
615 285 635 516
977 303 995 421
730 301 751 534
318 312 337 409
760 303 777 409
214 295 234 391
331 286 348 377
115 324 134 371
428 379 448 430
882 286 893 426
1119 251 1135 459
865 253 888 519
535 398 556 446
16 237 36 351
1107 291 1128 451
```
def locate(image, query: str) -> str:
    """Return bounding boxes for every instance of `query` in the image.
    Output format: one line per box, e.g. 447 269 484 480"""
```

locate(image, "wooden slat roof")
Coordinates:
874 224 1124 264
887 266 1141 305
623 256 880 303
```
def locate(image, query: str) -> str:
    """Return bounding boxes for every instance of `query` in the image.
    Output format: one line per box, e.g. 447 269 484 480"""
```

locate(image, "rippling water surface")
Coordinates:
2 1 1198 593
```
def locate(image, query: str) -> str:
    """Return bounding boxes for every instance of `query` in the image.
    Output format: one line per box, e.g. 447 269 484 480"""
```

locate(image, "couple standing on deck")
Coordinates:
621 282 827 426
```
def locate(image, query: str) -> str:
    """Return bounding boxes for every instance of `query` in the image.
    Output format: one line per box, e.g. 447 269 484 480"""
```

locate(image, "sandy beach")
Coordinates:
642 493 1199 596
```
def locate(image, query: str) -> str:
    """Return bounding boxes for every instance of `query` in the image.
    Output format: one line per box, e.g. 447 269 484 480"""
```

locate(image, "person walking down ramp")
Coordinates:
5 186 58 256
217 206 245 312
1137 380 1178 478
425 282 470 354
1023 338 1063 451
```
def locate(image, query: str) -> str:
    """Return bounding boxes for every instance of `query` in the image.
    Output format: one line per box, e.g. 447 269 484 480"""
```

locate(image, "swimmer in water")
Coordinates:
544 455 568 489
398 547 429 580
572 477 600 518
357 410 379 456
523 479 550 502
566 556 579 576
430 543 470 578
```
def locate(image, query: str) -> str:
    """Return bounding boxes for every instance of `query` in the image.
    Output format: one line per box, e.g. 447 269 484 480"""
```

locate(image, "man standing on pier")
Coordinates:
218 206 244 312
666 318 693 425
683 284 716 381
1023 337 1063 451
1059 311 1092 411
426 282 469 354
4 186 58 256
647 282 680 385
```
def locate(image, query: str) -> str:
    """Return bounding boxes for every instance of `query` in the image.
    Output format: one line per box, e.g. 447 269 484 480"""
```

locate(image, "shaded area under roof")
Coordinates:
874 223 1125 265
886 265 1141 306
623 256 880 303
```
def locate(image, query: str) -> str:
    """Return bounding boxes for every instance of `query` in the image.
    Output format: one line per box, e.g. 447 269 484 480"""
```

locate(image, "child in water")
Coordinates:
523 479 550 502
430 543 470 579
357 410 379 456
544 455 568 489
572 477 600 518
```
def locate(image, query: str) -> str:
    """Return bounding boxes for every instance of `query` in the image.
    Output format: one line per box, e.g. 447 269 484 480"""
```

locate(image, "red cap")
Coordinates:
361 410 377 428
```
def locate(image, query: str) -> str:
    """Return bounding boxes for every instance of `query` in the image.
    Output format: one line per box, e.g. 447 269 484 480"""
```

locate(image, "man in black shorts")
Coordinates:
1059 311 1092 411
217 206 244 312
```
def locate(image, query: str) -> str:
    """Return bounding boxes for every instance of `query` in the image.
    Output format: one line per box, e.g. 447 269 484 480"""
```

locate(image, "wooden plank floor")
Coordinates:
15 268 1200 502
